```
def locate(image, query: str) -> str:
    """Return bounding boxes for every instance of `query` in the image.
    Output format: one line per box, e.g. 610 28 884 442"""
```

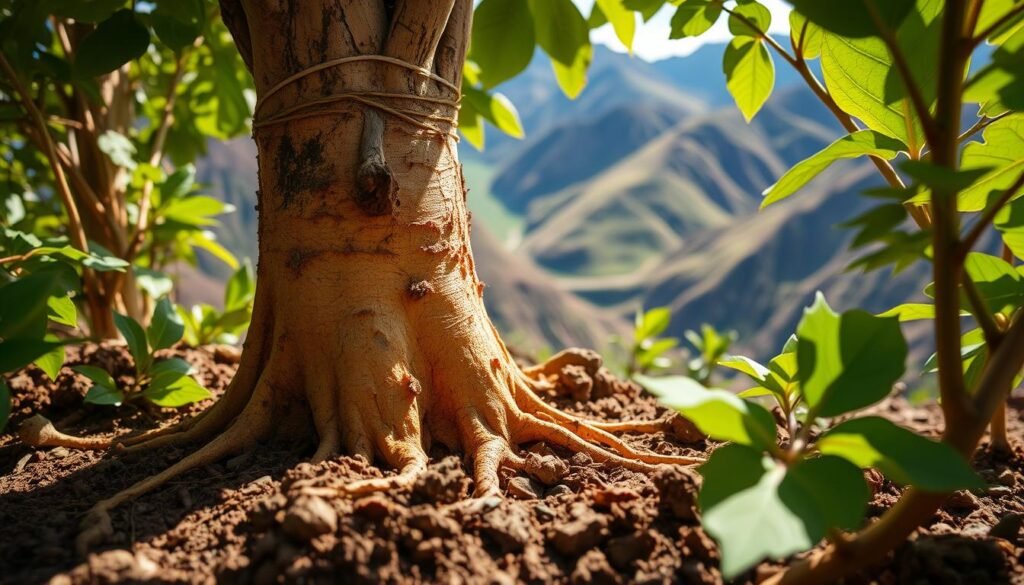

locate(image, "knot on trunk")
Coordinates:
355 109 398 217
354 156 398 216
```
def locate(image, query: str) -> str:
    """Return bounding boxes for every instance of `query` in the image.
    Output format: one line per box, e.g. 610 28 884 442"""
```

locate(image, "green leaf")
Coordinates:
669 0 723 38
149 357 192 378
161 196 230 227
624 0 666 21
34 334 64 381
700 444 868 578
637 375 778 449
878 303 936 321
151 0 204 52
596 0 636 50
224 261 256 312
75 9 151 78
786 0 917 38
965 27 1024 114
719 355 772 382
819 0 942 153
635 307 672 341
458 96 485 149
900 161 995 191
728 1 771 37
819 417 984 491
47 294 78 328
188 231 239 269
470 0 535 88
957 114 1024 212
74 365 124 406
996 197 1024 260
114 312 150 372
797 293 907 418
789 10 823 59
0 339 70 373
963 252 1024 316
723 37 774 122
530 0 593 99
135 268 175 299
98 130 137 170
147 297 185 351
142 373 211 407
161 165 197 200
462 86 525 139
0 272 57 340
762 131 905 208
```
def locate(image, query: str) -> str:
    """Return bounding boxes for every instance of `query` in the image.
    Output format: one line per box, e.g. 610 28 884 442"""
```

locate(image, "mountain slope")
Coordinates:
623 162 934 361
518 87 837 277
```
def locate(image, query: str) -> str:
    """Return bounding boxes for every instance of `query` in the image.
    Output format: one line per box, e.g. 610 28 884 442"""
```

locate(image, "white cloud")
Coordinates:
577 0 792 61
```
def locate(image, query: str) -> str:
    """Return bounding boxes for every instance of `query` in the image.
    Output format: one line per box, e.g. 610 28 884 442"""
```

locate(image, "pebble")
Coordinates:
49 446 69 459
546 484 573 498
281 496 337 542
946 490 980 511
997 469 1017 487
507 477 542 500
987 485 1013 498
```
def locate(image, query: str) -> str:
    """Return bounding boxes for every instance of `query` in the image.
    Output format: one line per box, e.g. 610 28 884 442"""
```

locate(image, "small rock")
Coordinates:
997 469 1016 487
534 504 556 521
546 485 573 498
507 477 542 500
353 495 394 521
946 490 979 511
549 504 608 557
987 485 1013 497
961 522 990 538
281 495 337 541
49 446 70 459
481 506 532 553
605 531 655 569
989 513 1024 543
570 549 620 585
525 453 568 486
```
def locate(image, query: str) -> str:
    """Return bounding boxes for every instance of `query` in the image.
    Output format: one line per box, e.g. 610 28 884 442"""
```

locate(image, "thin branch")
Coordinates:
866 1 940 151
0 54 89 254
962 274 1002 345
124 55 187 262
964 0 986 41
972 1 1024 46
957 112 1007 145
959 170 1024 254
724 6 800 68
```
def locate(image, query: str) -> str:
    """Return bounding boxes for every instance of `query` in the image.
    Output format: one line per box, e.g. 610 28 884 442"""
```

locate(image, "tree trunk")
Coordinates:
73 1 701 553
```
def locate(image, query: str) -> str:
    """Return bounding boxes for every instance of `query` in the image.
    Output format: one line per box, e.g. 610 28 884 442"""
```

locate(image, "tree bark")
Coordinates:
74 0 702 554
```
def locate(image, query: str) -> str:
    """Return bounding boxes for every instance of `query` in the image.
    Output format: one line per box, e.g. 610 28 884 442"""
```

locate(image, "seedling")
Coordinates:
178 262 256 346
75 297 211 408
684 324 736 386
625 307 678 377
639 293 984 578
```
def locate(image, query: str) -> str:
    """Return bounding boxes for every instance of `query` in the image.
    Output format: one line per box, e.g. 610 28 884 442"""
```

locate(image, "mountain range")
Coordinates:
192 43 940 366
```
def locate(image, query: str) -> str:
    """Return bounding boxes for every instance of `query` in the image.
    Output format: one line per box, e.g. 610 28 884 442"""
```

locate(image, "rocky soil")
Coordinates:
1 343 1022 584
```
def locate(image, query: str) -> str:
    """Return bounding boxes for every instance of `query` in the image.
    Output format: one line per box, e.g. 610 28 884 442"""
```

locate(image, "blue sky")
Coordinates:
574 0 792 60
